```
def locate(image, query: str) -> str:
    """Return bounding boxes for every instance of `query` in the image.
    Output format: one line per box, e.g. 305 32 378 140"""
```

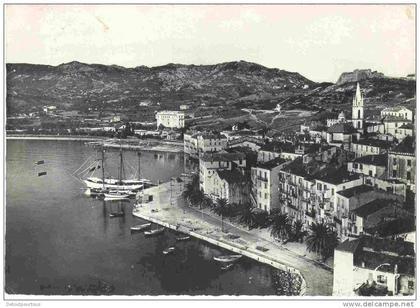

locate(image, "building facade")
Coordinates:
156 111 185 129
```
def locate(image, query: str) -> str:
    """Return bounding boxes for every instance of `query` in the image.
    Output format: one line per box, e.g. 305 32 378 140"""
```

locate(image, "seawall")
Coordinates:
132 210 307 296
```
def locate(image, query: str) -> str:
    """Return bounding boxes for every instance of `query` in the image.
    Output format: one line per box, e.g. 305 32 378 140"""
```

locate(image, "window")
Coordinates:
369 170 373 176
264 183 267 189
358 110 361 119
393 170 397 178
393 158 397 165
407 159 411 166
331 189 335 196
264 193 268 200
407 171 411 180
377 275 387 284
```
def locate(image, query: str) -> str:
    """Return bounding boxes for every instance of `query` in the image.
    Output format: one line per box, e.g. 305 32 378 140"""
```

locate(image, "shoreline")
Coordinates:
6 135 184 153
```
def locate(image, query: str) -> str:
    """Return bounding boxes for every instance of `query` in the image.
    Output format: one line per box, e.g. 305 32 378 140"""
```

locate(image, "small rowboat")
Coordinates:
163 247 175 255
176 236 191 241
144 228 165 236
130 223 151 231
109 212 124 218
213 255 242 263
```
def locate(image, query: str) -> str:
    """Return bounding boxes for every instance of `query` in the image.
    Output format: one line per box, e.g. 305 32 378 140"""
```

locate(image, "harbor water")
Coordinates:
6 139 289 296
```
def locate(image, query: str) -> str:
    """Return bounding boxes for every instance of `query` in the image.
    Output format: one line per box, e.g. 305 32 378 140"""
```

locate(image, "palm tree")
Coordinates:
290 220 308 243
269 212 291 241
213 198 230 232
305 222 339 262
238 203 256 229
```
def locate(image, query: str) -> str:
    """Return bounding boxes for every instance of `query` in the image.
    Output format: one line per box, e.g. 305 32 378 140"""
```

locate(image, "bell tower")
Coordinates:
352 82 364 131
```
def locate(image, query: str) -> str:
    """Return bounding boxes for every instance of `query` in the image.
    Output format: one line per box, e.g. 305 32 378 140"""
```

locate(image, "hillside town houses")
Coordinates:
184 83 416 296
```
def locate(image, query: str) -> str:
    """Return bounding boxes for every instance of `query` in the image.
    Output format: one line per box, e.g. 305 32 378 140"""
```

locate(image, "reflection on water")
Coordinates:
6 139 279 295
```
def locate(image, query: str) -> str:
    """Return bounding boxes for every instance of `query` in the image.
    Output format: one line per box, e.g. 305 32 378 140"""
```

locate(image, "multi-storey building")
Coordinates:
156 111 185 129
381 106 413 122
347 154 387 178
184 131 228 157
388 136 416 191
250 157 288 213
199 152 246 194
206 168 250 204
350 139 394 158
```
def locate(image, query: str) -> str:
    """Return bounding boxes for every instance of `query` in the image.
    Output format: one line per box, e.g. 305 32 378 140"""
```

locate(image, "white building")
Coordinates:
184 132 228 157
333 236 415 296
250 157 288 213
350 139 394 158
156 111 185 129
381 106 413 122
207 169 250 204
199 152 246 194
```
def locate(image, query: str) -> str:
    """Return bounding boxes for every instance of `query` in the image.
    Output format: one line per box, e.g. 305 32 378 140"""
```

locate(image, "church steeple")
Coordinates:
352 82 364 131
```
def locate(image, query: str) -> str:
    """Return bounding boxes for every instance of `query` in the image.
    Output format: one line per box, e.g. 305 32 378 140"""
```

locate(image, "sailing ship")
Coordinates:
75 143 154 196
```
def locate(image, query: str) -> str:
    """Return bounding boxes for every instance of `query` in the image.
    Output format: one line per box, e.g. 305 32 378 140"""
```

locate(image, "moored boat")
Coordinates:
130 223 151 231
213 255 242 263
109 211 124 218
104 191 130 201
144 228 165 236
176 236 191 241
162 247 175 255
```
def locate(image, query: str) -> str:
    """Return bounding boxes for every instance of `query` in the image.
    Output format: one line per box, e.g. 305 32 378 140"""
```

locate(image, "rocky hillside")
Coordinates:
336 69 384 85
6 61 415 116
6 60 316 114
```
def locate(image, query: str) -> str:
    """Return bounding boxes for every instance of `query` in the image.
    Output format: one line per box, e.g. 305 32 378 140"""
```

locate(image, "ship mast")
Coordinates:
119 146 123 185
101 148 105 190
137 152 141 180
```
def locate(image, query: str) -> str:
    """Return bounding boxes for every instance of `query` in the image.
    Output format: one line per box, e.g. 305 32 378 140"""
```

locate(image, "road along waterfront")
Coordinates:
132 180 334 296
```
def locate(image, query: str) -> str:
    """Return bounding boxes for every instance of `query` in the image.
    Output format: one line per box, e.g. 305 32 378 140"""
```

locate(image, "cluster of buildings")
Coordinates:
184 83 416 297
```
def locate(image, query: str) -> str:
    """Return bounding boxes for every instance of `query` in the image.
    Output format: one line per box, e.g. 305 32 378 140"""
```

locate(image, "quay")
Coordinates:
132 180 333 296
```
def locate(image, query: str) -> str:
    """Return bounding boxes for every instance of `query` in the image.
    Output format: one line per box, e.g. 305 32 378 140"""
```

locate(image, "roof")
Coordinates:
382 106 411 113
391 136 415 154
156 110 184 115
352 138 393 149
351 199 395 217
398 123 414 130
336 239 360 253
336 185 373 198
336 236 415 276
353 154 387 167
201 152 246 162
365 217 416 237
327 122 358 134
314 166 360 185
354 236 415 276
256 157 287 170
260 141 295 153
216 169 247 184
198 133 226 140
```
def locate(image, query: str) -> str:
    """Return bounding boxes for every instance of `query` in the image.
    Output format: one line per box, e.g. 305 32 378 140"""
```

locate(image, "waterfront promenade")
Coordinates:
132 180 333 296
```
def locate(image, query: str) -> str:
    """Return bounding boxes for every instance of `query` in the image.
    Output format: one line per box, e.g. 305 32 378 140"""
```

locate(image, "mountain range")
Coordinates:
6 60 415 115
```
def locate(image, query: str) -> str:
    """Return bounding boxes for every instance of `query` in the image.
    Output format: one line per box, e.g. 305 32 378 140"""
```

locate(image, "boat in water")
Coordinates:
176 236 191 241
109 211 124 218
144 228 165 236
75 144 154 194
213 255 242 263
130 223 151 231
104 191 130 201
162 247 175 255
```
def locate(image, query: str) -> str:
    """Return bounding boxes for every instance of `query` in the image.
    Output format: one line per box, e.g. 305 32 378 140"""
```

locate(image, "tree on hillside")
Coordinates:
305 222 339 262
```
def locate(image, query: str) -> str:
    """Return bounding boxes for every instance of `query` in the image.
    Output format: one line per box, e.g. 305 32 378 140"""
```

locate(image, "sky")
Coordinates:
5 4 416 82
